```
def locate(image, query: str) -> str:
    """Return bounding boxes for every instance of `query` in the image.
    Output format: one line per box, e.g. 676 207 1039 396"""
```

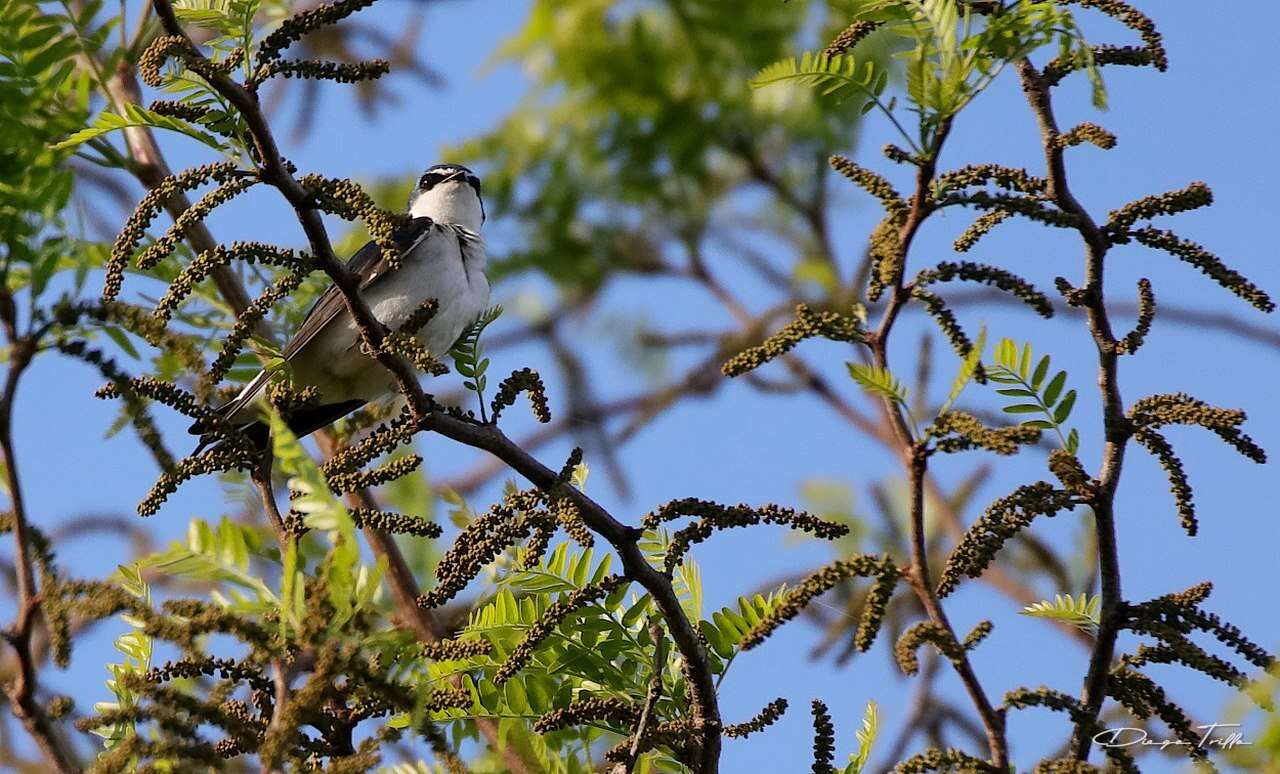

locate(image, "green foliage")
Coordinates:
847 362 919 437
701 585 791 671
751 50 891 122
142 516 278 608
450 305 503 420
1219 665 1280 770
842 700 878 774
46 0 290 169
123 409 389 644
453 0 880 289
637 528 759 669
756 0 1100 153
89 564 152 749
751 51 888 103
0 0 96 300
383 530 799 768
986 337 1079 453
173 0 264 49
1020 593 1101 634
847 362 907 406
270 410 386 632
51 102 231 153
569 459 590 491
939 324 986 415
424 543 642 767
8 0 1269 770
638 527 704 621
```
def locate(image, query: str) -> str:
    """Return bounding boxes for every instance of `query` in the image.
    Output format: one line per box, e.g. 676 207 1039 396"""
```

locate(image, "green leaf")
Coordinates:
51 103 227 152
1042 371 1066 407
102 327 140 359
1021 593 1100 633
1053 390 1077 424
704 584 789 659
700 620 734 660
750 51 886 104
1001 404 1042 414
504 679 530 714
140 520 276 603
29 251 59 296
940 325 984 414
995 338 1017 369
846 700 878 774
984 337 1079 452
570 460 589 491
846 362 907 405
1031 355 1050 390
450 305 503 414
673 558 703 621
622 594 652 627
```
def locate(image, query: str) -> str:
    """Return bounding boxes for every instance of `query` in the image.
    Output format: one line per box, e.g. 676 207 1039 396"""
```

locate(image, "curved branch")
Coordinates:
148 1 723 766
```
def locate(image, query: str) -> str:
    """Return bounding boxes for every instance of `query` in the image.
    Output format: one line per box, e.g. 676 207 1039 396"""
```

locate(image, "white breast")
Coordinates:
289 223 490 404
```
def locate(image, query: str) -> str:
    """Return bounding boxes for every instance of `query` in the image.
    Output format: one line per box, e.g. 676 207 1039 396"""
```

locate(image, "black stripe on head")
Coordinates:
418 164 482 200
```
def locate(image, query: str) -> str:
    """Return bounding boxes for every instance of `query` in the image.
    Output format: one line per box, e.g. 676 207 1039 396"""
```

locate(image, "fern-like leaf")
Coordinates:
985 337 1078 452
750 51 888 104
842 700 878 774
847 362 908 405
450 305 503 419
1020 593 1101 633
702 585 792 662
52 103 228 152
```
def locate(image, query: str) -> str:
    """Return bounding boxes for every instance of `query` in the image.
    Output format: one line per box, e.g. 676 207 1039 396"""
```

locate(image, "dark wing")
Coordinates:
284 216 435 359
188 217 435 438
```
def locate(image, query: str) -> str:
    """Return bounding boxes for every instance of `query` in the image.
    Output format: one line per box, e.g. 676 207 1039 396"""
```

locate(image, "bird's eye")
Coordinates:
419 172 443 189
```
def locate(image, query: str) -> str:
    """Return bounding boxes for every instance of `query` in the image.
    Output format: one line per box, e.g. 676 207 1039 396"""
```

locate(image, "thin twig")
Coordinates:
252 458 290 547
938 287 1280 353
624 622 667 772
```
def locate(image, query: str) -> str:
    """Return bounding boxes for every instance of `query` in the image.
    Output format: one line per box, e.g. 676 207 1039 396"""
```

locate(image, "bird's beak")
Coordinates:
441 169 465 184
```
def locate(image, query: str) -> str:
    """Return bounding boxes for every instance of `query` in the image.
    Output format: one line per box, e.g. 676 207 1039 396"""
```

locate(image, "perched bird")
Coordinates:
192 163 490 449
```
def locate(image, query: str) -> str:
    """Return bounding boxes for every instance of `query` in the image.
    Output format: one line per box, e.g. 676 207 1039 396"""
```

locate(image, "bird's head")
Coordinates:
407 163 485 232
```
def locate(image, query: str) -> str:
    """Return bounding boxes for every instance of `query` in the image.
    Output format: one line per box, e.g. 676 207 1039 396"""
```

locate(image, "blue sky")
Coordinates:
9 2 1279 771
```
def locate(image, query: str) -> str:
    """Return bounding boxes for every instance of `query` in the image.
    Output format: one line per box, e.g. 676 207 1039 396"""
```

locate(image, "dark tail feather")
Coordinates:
285 400 366 439
190 400 365 455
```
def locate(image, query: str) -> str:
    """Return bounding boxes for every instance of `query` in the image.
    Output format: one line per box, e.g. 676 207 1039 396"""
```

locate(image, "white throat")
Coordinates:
409 181 484 233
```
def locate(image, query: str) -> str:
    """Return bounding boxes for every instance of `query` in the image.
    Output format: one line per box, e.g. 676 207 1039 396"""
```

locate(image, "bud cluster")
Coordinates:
722 304 864 377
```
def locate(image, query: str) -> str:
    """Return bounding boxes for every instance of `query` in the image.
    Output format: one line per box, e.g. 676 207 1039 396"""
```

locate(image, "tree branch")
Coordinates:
1016 58 1127 763
864 122 1010 769
621 622 666 773
0 296 81 773
149 0 723 767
